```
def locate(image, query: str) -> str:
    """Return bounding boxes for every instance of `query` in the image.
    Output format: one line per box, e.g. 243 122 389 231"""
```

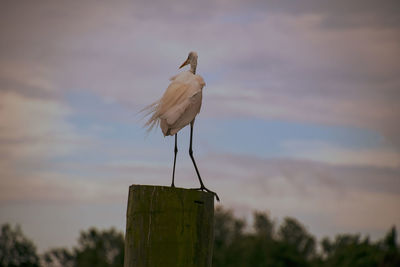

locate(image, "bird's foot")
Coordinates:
190 186 220 202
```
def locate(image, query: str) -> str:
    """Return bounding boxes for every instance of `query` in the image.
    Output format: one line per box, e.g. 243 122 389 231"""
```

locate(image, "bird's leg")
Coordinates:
171 134 178 187
189 121 220 201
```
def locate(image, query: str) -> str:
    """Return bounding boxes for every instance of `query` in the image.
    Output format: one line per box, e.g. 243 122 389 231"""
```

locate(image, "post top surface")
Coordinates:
128 184 215 198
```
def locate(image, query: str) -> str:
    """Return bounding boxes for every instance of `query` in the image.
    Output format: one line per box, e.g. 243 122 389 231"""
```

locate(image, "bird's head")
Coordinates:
179 51 198 69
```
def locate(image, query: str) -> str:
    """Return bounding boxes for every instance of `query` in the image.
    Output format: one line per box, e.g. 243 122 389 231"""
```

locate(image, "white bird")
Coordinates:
142 51 219 201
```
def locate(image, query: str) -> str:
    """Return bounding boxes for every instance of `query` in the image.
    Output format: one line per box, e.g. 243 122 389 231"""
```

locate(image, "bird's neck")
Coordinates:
190 61 197 74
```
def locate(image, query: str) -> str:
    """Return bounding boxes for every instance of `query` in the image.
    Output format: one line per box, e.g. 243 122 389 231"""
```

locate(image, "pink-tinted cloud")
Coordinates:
1 0 399 251
3 1 399 145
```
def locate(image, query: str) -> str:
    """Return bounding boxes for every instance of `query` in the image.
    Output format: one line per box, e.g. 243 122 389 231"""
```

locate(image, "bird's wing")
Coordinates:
159 81 199 123
143 72 204 133
163 89 202 126
141 79 188 132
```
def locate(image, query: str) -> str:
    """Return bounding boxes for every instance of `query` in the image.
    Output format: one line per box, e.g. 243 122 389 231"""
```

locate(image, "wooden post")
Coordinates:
124 185 214 267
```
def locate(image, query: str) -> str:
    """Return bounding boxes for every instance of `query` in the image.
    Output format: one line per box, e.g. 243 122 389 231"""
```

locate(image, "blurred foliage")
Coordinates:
0 224 39 267
212 207 400 267
213 207 315 267
74 228 124 267
319 226 400 267
42 247 74 267
1 207 399 266
42 228 124 267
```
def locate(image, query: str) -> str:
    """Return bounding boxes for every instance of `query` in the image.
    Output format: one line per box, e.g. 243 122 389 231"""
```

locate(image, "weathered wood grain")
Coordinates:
124 185 214 267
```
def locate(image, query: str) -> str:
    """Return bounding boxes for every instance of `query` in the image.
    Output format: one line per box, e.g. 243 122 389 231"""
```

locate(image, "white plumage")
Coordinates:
143 52 205 136
142 51 219 200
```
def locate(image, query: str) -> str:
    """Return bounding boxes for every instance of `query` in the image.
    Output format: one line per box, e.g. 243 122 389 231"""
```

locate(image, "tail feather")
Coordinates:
139 100 160 133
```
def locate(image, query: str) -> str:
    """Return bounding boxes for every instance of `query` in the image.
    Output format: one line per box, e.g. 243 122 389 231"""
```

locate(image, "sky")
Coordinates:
1 0 400 252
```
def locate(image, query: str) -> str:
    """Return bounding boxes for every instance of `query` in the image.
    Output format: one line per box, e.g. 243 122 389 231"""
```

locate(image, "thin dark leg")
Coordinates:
189 121 220 201
171 134 178 187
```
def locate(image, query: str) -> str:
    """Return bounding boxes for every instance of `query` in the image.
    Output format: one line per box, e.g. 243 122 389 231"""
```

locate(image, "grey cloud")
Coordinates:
0 1 400 147
1 0 399 250
201 153 400 196
249 0 400 28
1 1 399 144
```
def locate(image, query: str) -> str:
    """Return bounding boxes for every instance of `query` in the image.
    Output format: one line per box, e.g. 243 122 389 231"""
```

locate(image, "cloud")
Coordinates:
0 91 82 160
1 0 399 149
0 170 126 204
282 140 400 168
0 89 91 204
0 61 59 99
201 153 400 238
246 0 400 29
1 0 399 249
3 148 399 232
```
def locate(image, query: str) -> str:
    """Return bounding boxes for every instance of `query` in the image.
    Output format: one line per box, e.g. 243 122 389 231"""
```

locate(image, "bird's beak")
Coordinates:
179 57 190 69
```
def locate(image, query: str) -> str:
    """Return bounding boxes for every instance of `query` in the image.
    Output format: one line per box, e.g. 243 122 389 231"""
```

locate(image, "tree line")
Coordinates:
1 206 399 266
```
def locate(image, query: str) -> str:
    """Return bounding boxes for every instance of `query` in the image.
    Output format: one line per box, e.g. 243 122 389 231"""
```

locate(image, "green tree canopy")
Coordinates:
278 217 316 259
75 227 124 267
42 227 124 267
2 208 400 267
0 224 39 267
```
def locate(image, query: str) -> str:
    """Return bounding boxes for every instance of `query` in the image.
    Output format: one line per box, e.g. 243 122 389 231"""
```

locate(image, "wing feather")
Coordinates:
142 71 204 135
